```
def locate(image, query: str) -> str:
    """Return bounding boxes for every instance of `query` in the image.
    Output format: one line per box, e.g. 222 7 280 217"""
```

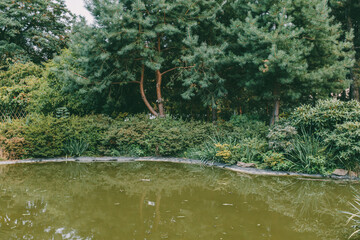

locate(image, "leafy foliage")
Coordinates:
0 0 72 64
102 115 216 157
267 124 298 152
0 114 112 159
325 122 360 170
288 99 360 132
267 99 360 173
229 0 354 110
0 62 43 109
263 151 294 172
185 118 268 165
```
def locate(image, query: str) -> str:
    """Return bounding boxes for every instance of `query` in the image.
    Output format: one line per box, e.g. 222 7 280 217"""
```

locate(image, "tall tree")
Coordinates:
0 0 72 65
176 0 229 122
57 0 223 117
229 0 354 125
330 0 360 101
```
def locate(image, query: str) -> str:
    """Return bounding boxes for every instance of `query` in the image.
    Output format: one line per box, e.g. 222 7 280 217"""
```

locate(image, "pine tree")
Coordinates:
330 0 360 100
179 4 229 122
229 0 354 124
58 0 222 117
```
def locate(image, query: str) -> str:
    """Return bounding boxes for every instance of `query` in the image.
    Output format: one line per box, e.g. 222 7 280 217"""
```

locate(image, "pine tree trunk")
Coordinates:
212 107 217 124
156 34 165 117
350 77 359 101
347 0 359 101
270 84 280 126
140 65 158 116
156 69 165 117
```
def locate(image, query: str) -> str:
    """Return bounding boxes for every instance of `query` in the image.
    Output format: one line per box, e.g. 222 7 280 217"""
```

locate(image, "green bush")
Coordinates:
288 99 360 133
263 151 294 171
102 115 216 157
271 99 360 172
0 113 269 162
185 134 268 164
324 122 360 170
229 115 268 138
0 114 112 159
267 124 297 152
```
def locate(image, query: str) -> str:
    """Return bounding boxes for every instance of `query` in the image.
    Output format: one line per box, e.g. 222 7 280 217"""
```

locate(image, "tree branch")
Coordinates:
161 65 196 76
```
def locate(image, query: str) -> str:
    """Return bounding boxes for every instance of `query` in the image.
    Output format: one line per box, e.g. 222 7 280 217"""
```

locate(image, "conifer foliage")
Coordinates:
59 0 223 117
229 0 354 124
53 0 354 122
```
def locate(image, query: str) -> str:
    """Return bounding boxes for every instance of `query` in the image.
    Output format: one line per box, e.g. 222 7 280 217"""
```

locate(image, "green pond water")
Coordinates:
0 162 357 240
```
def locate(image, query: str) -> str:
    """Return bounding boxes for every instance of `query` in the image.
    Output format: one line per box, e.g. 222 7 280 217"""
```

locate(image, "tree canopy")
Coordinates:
0 0 358 123
0 0 72 65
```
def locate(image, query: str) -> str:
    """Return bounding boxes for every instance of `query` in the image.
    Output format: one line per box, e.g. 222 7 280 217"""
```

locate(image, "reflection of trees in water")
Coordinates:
0 165 10 175
0 162 355 239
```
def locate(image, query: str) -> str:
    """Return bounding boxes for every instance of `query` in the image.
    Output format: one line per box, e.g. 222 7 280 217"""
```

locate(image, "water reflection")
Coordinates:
0 162 355 239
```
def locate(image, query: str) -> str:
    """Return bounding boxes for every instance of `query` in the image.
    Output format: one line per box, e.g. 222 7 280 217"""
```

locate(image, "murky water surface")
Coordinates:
0 162 357 239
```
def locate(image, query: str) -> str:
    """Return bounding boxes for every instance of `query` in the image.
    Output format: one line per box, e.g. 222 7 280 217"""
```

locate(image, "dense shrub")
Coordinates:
0 62 43 110
229 115 268 138
185 135 267 165
102 115 216 157
2 114 265 159
324 122 360 170
263 151 294 171
0 114 112 159
267 124 297 152
184 116 269 164
266 99 359 173
288 99 360 133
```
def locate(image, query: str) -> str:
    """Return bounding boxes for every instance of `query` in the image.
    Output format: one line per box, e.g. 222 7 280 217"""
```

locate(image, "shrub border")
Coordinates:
0 156 358 181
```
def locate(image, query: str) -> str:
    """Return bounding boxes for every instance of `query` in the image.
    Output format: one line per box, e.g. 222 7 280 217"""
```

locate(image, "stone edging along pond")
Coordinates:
0 156 358 181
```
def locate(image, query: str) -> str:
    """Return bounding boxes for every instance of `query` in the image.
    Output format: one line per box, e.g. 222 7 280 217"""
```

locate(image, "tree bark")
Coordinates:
212 107 217 124
156 69 165 117
347 0 359 101
350 75 359 101
140 65 158 116
270 84 280 126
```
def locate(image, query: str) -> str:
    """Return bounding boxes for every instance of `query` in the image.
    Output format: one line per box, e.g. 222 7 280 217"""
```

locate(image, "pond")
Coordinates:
0 162 356 239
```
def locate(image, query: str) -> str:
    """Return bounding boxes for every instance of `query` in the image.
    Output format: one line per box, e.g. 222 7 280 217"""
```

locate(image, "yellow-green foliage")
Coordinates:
215 143 233 161
0 114 112 159
0 62 43 108
263 152 294 171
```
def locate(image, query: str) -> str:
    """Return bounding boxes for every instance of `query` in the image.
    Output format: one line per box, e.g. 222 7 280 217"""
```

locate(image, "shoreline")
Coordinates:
0 156 358 181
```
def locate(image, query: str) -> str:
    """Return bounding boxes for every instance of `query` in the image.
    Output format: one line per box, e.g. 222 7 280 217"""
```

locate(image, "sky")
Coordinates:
64 0 94 24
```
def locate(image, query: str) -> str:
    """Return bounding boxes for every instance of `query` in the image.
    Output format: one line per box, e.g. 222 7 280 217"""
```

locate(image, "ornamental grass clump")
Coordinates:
63 139 89 157
343 192 360 239
286 131 332 175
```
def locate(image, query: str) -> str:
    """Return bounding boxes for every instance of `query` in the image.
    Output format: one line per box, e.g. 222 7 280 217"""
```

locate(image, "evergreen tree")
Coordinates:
179 2 229 122
0 0 72 65
56 0 223 117
330 0 360 100
229 0 354 124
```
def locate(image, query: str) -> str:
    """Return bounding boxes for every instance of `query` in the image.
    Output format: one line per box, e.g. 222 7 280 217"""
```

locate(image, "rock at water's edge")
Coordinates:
237 162 256 168
332 169 348 176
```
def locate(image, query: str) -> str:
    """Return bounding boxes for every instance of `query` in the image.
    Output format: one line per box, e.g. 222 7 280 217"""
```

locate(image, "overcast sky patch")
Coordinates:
64 0 94 24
